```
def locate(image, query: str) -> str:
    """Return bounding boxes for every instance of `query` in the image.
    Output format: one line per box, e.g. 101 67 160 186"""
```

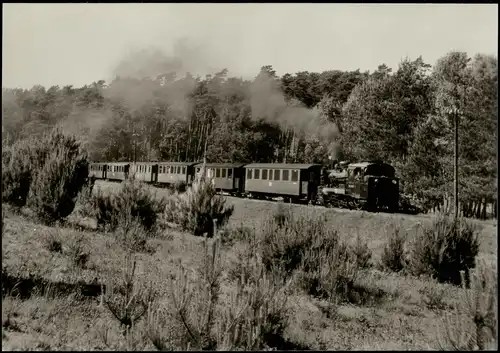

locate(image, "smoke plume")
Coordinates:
249 70 340 160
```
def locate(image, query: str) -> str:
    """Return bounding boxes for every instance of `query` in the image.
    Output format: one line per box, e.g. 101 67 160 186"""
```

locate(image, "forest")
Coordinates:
2 51 497 218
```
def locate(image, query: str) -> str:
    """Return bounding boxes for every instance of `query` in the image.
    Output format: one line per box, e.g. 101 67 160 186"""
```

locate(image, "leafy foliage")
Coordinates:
2 136 48 208
165 163 234 237
381 223 407 272
28 130 90 225
2 50 496 219
258 208 369 303
408 213 480 285
91 177 166 233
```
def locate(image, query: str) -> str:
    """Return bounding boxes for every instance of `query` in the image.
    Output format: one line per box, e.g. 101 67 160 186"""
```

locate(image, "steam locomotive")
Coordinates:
89 160 401 212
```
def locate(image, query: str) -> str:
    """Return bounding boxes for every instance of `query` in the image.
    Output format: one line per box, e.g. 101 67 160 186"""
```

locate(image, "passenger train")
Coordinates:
89 160 401 212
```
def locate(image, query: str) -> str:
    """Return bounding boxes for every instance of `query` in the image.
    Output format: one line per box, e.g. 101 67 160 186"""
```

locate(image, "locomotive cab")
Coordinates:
345 162 399 211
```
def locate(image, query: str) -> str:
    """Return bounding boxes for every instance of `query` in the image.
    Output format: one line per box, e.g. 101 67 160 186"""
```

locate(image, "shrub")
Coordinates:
296 239 359 302
27 129 90 225
408 213 480 285
258 209 361 303
43 230 63 254
381 223 407 272
73 176 96 219
419 281 448 311
65 233 89 269
218 224 254 248
350 232 372 269
104 251 157 335
172 180 187 193
147 236 290 351
273 201 290 228
259 209 339 276
91 177 166 233
438 261 498 350
165 163 234 237
1 136 48 208
115 216 150 253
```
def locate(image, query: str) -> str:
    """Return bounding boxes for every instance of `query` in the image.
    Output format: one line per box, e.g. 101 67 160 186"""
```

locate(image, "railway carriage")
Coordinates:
130 162 157 183
157 162 197 186
193 163 247 194
243 163 322 202
106 162 130 181
89 162 107 179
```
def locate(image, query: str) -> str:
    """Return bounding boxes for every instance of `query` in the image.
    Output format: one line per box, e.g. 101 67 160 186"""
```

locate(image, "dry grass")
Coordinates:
2 182 497 350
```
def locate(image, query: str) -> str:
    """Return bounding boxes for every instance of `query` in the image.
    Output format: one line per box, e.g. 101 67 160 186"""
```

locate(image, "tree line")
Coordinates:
2 51 497 218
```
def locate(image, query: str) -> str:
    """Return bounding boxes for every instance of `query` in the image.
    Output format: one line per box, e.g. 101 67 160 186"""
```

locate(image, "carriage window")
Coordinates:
247 169 253 180
196 168 200 174
175 166 179 174
274 170 280 181
228 168 233 179
221 168 226 178
282 170 289 181
269 170 273 180
291 170 298 182
254 169 260 179
182 166 186 174
216 168 221 178
261 169 267 180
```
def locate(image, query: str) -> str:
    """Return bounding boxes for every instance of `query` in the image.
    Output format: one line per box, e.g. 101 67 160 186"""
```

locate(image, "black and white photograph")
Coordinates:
2 3 497 350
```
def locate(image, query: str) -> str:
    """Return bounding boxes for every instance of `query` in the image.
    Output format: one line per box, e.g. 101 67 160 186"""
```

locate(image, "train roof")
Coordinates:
244 163 321 170
157 161 198 166
348 161 393 169
106 161 130 165
193 162 247 168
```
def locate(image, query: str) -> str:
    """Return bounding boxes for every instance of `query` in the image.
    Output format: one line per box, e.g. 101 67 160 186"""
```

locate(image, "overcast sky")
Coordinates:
3 3 498 89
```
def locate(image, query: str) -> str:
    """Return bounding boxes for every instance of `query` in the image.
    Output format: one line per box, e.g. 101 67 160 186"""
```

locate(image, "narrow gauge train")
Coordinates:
89 160 400 212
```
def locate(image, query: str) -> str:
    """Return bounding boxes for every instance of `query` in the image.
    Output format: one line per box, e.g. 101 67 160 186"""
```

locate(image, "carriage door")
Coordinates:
151 165 158 183
124 165 130 180
103 165 107 179
308 170 317 201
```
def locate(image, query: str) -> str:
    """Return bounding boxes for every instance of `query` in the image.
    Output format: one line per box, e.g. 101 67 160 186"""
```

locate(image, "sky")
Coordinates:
2 3 498 89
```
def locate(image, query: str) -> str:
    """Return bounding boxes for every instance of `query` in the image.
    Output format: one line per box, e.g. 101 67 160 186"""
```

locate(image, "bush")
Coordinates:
258 209 362 303
408 213 480 285
165 163 234 237
259 209 339 276
147 236 290 351
91 177 166 233
438 261 497 350
73 176 96 219
350 233 372 269
172 180 187 193
273 201 290 228
381 223 407 272
1 136 48 208
43 230 63 254
218 224 254 248
28 130 90 225
104 252 157 334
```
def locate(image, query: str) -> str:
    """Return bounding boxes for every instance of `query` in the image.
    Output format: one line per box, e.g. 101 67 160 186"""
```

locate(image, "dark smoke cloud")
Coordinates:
249 71 340 159
66 38 339 160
